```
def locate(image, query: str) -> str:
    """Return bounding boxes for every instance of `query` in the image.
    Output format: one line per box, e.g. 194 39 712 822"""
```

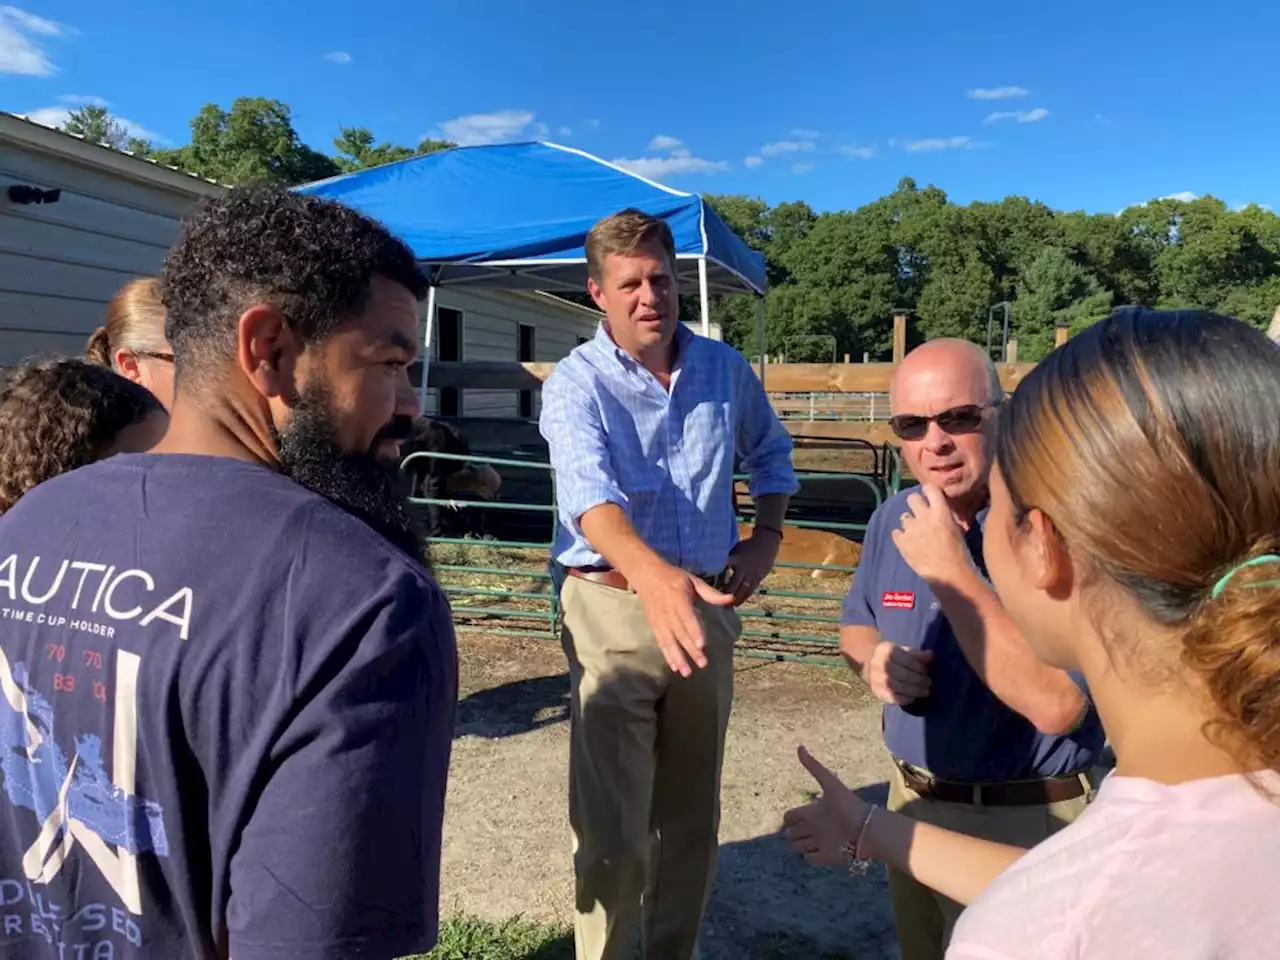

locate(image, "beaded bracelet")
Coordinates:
840 804 878 876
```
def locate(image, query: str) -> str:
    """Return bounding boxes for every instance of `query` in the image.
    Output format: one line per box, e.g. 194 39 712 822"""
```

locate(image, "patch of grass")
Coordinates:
404 915 573 960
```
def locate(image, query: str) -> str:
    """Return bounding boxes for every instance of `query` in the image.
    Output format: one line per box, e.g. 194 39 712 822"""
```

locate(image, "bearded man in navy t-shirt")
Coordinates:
0 185 458 959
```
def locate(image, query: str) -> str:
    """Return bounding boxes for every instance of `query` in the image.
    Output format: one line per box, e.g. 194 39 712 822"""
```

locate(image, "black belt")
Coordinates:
895 759 1091 807
568 566 732 593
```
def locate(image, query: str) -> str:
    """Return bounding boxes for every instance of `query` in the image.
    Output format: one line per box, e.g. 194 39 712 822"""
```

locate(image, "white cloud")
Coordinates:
21 106 69 127
435 109 548 146
613 146 728 179
0 5 58 32
0 5 64 76
1121 192 1208 213
791 162 815 175
983 107 1049 125
1119 191 1202 214
760 139 816 157
1094 113 1112 126
967 85 1029 100
585 118 600 130
19 100 166 145
558 126 573 137
744 155 763 168
648 134 683 152
1233 201 1273 212
838 143 878 160
891 136 977 152
324 50 352 64
59 93 108 107
791 128 822 139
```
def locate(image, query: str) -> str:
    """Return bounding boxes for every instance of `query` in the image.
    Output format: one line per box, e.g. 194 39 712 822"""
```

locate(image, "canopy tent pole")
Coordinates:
698 257 711 337
418 284 438 413
756 295 767 391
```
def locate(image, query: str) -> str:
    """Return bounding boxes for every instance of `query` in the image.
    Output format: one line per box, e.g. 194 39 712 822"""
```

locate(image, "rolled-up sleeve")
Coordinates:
734 356 799 500
539 371 627 536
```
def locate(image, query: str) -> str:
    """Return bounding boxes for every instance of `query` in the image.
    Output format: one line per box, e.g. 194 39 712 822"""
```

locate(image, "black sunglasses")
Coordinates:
133 350 174 364
889 403 994 441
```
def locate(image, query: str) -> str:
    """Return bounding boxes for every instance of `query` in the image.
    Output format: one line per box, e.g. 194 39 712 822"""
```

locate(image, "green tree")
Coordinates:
1014 247 1114 359
333 127 456 172
153 98 340 186
62 105 129 151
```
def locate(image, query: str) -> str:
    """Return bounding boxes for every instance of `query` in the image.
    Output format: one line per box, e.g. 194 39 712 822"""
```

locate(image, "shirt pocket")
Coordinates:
682 399 734 484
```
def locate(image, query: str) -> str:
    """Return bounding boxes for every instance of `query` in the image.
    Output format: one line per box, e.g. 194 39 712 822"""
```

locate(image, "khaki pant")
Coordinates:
886 760 1091 960
560 575 740 960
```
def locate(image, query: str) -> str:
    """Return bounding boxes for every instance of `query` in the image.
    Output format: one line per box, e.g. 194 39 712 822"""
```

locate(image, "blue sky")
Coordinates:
5 0 1277 215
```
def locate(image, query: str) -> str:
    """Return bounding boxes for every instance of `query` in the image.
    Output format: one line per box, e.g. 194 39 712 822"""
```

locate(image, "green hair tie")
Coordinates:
1210 554 1280 600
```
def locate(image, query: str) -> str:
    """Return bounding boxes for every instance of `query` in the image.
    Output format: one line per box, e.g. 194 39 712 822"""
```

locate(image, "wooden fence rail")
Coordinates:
427 360 1039 394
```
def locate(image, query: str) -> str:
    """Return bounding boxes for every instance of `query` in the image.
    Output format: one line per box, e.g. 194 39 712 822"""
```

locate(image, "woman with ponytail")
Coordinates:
86 276 174 409
785 307 1280 958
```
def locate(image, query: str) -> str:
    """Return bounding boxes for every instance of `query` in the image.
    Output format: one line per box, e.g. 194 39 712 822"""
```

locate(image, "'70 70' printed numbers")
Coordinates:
45 643 109 701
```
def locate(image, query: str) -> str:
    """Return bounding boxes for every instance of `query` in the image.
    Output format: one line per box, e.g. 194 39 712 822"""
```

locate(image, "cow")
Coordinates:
737 522 862 579
400 418 502 539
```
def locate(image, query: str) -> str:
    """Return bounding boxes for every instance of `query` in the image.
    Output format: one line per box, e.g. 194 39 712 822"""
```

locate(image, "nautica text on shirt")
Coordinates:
0 555 192 642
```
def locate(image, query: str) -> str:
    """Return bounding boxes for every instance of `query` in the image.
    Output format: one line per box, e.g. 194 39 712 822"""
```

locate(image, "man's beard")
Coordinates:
271 381 428 569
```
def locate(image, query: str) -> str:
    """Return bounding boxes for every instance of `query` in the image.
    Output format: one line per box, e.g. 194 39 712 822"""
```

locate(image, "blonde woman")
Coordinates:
785 307 1280 958
86 276 175 409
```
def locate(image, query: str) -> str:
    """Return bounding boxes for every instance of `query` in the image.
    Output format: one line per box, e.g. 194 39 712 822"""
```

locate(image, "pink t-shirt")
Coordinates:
946 771 1280 959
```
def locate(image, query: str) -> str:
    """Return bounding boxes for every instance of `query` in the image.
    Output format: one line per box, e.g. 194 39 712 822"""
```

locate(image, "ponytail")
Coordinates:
1182 546 1280 773
85 325 114 368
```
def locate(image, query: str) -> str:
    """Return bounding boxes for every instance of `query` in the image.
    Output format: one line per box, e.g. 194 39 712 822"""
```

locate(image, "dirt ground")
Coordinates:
440 630 901 959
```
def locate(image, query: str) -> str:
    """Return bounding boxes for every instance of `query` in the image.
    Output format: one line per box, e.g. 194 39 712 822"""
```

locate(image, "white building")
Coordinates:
416 288 599 421
0 112 221 366
0 111 603 416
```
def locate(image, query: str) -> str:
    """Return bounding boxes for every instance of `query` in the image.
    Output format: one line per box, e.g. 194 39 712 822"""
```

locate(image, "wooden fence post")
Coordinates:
1006 338 1019 363
892 311 908 364
1054 326 1069 348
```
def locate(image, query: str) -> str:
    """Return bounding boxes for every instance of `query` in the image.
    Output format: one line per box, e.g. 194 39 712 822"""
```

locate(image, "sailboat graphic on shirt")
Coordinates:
0 647 168 916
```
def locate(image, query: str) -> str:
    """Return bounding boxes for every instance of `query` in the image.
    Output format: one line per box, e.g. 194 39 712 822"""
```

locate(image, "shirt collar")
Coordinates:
592 321 695 372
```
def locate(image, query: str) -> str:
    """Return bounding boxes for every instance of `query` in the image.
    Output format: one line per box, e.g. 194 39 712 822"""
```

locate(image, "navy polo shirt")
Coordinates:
842 487 1103 782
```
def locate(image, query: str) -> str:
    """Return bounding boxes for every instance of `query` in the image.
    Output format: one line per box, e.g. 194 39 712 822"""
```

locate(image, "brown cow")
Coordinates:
737 522 862 579
401 418 502 538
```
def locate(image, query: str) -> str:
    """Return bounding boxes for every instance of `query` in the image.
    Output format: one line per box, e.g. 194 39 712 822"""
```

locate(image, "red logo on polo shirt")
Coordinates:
882 591 916 610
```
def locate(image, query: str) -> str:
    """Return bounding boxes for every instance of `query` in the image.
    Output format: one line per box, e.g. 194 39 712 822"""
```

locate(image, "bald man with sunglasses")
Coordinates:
838 339 1104 960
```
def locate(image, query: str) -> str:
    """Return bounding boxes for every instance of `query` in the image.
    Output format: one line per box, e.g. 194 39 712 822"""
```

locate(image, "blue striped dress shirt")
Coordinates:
539 323 799 573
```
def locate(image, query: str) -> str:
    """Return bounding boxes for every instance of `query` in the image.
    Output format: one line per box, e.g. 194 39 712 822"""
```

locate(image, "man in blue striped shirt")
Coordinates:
540 209 798 960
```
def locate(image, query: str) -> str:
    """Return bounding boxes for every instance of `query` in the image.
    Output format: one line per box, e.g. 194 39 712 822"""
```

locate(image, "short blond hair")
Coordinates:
86 277 169 369
585 208 676 285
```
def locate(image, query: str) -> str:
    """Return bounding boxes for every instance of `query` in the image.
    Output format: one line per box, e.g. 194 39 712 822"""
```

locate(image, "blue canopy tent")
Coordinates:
294 141 769 407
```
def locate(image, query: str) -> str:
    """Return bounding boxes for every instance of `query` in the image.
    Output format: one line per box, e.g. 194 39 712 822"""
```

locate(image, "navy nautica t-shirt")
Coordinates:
842 486 1102 782
0 454 458 959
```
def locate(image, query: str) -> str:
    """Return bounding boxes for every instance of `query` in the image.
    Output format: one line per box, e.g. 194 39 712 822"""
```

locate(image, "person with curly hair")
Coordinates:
0 357 167 512
85 276 176 409
784 307 1280 959
0 185 457 960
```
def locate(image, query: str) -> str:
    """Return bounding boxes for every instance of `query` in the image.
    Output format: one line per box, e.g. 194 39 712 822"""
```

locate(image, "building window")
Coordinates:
437 307 463 417
518 322 536 420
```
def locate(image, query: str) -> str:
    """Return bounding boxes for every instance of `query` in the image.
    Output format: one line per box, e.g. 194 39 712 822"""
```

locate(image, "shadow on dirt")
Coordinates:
455 673 571 739
702 782 898 960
